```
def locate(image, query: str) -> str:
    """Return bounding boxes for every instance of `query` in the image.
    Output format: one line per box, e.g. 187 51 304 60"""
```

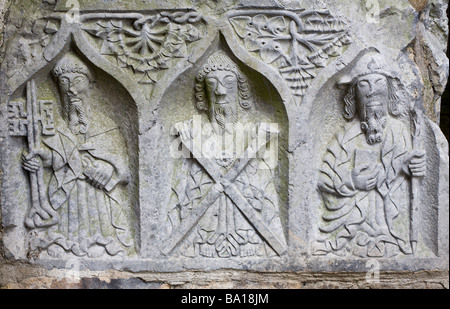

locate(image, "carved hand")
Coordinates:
403 149 426 177
85 160 114 190
22 148 52 172
176 120 194 142
351 164 381 191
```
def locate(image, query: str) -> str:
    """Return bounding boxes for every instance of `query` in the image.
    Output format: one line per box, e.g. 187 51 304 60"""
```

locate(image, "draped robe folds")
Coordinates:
314 117 414 257
31 115 135 257
168 121 286 258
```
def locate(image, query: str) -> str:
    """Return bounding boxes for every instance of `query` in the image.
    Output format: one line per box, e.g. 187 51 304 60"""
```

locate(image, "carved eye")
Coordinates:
74 76 86 84
223 75 236 87
206 78 217 87
59 77 69 85
358 80 369 88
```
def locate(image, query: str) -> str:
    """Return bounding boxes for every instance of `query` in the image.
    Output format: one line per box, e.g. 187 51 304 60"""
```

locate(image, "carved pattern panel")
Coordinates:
83 11 206 84
229 10 352 99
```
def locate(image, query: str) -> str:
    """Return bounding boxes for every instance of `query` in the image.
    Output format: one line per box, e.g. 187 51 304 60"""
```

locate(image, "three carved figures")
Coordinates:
2 4 445 263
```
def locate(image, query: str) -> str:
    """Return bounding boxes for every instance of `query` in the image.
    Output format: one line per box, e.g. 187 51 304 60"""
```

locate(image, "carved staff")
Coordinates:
25 80 44 228
10 80 59 228
410 108 423 254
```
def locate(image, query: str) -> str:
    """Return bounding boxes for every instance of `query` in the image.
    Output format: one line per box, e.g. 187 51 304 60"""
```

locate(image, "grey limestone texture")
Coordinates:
0 0 449 288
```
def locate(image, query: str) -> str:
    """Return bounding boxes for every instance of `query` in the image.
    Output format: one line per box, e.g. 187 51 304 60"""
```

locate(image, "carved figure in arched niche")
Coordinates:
164 51 287 258
313 51 427 258
21 52 135 258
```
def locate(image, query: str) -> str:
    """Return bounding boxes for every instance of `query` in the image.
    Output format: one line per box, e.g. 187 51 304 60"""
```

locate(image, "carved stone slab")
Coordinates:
0 0 448 273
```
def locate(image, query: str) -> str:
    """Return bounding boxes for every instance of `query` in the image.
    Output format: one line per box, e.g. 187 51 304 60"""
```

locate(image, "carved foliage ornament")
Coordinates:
229 10 352 97
83 11 204 84
5 18 60 79
6 11 204 85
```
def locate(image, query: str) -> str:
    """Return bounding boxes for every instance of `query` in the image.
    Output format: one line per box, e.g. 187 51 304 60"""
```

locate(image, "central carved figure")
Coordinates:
166 52 287 258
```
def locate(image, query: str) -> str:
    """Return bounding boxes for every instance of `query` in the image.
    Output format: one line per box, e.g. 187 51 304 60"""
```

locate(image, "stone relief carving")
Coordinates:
16 53 136 258
229 10 352 99
4 9 204 89
4 18 60 79
164 52 287 258
0 1 448 273
83 11 205 84
9 81 58 231
312 51 428 258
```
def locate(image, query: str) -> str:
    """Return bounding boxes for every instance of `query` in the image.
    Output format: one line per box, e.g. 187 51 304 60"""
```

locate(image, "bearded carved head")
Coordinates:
194 52 252 130
53 53 93 134
338 51 406 145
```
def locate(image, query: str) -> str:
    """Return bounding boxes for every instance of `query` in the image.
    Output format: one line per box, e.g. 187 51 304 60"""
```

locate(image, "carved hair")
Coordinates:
195 52 252 111
343 80 357 120
343 74 403 120
52 53 93 81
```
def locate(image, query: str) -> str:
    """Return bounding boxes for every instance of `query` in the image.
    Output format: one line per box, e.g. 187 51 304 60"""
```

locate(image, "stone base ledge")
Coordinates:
1 265 448 289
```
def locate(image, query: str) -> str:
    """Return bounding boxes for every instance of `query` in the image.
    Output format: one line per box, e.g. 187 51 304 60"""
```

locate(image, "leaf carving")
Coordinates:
230 10 352 99
229 16 252 38
83 12 204 84
265 16 287 35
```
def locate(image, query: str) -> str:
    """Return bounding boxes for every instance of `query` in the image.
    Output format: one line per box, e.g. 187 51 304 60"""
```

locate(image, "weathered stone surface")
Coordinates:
1 267 448 289
0 0 448 288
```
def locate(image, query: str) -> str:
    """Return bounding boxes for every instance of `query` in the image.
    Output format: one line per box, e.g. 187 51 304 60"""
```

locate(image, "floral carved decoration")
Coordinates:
83 11 205 84
229 10 352 97
5 18 60 79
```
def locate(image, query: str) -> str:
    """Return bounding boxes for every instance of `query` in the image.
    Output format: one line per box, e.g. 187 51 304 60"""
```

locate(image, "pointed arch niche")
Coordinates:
141 34 290 259
5 40 141 257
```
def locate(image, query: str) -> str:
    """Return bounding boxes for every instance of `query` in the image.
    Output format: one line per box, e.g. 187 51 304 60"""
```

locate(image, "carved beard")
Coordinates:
213 104 238 132
64 96 89 135
360 103 387 145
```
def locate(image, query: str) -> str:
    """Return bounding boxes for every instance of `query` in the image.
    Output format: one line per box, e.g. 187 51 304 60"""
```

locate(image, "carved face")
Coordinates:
58 72 91 134
205 70 238 109
355 73 389 113
355 73 389 145
204 70 240 130
58 72 90 102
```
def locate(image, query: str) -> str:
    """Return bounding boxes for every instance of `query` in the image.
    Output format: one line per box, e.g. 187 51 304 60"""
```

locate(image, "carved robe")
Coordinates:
32 114 135 257
315 117 414 257
168 121 286 258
